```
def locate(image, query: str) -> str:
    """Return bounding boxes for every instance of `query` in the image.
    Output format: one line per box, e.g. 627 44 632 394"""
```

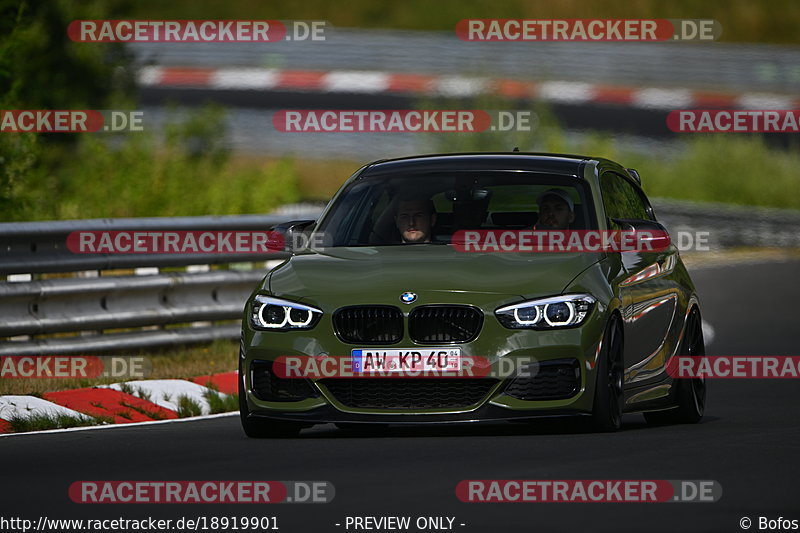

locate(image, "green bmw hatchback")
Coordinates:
239 153 706 437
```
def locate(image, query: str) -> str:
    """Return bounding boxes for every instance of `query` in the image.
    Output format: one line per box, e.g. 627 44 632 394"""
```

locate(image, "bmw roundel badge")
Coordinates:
400 292 417 304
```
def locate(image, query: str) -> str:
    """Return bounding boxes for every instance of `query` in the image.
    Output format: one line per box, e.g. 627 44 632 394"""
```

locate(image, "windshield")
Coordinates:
314 170 596 247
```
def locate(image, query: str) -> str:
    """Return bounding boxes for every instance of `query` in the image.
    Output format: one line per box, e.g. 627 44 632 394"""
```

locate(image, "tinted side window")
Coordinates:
600 172 651 222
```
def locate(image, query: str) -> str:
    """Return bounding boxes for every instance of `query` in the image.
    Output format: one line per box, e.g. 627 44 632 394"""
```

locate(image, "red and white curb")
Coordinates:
138 66 800 111
0 371 237 434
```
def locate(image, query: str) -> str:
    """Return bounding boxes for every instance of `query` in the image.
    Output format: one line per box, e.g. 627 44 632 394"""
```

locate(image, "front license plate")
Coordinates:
352 348 461 373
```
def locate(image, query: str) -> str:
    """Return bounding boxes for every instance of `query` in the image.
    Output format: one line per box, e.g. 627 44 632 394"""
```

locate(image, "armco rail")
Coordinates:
0 213 306 275
1 201 798 356
0 212 321 356
653 199 800 249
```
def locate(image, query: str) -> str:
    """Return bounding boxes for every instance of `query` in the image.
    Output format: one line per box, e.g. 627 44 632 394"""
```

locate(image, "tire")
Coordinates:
238 360 302 438
644 307 706 425
589 314 624 432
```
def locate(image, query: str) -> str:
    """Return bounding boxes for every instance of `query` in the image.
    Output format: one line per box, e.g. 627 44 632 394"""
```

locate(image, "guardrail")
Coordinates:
0 214 305 276
1 200 798 356
653 199 800 249
0 212 321 356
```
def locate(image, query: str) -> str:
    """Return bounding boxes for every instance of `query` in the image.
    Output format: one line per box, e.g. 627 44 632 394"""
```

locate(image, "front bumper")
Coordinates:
241 306 607 424
246 403 590 425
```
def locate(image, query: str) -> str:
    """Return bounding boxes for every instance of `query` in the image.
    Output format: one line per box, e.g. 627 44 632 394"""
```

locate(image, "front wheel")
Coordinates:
589 315 624 432
644 307 706 425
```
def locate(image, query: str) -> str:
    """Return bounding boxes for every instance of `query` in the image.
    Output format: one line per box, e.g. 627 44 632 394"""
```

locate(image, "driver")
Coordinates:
395 196 437 243
535 189 575 230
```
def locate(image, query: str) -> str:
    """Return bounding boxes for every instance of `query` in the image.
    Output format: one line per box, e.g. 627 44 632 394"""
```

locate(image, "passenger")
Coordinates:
535 189 575 230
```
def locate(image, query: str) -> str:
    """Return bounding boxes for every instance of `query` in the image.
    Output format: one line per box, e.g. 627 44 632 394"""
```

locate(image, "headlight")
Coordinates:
250 295 322 331
496 294 596 329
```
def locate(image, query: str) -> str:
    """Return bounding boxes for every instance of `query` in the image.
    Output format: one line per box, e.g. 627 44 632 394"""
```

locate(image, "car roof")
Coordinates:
358 152 637 188
362 152 593 175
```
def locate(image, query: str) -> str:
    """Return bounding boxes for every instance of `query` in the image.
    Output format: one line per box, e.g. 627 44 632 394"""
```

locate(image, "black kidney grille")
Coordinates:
504 359 580 400
409 306 483 343
320 378 498 409
250 360 319 402
334 306 403 344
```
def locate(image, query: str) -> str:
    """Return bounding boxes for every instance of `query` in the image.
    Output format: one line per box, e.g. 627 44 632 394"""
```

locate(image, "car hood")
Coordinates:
266 245 602 309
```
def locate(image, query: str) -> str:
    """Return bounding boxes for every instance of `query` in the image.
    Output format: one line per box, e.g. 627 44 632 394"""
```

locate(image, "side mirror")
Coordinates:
272 219 316 254
610 218 671 252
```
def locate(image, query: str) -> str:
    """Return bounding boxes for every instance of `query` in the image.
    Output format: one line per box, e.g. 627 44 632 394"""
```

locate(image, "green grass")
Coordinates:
4 386 234 434
9 136 301 222
176 395 203 418
120 400 166 421
3 106 301 222
132 386 151 403
7 412 112 433
421 95 800 210
3 390 237 432
545 129 800 210
0 340 239 396
620 137 800 210
204 389 240 414
3 100 797 222
174 390 238 417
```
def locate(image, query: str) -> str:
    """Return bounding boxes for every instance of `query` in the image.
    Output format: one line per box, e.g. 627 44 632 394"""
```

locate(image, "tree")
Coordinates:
0 0 133 218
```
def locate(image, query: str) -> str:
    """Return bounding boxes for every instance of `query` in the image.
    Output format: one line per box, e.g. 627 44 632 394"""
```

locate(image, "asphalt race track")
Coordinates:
2 259 799 533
